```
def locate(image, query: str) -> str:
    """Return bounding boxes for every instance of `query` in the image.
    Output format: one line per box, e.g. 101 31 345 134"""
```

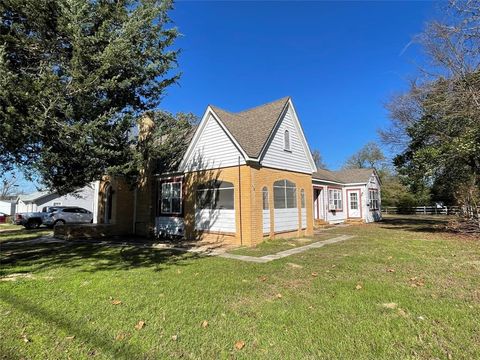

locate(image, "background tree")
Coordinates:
382 0 480 228
0 0 179 194
311 149 327 169
0 174 18 199
343 142 386 170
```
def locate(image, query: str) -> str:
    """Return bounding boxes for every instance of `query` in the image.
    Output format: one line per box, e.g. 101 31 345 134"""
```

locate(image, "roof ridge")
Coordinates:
209 105 236 115
235 96 290 115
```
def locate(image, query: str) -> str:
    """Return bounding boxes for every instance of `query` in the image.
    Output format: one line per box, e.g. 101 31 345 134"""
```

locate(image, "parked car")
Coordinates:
0 212 7 224
14 209 49 229
43 207 93 228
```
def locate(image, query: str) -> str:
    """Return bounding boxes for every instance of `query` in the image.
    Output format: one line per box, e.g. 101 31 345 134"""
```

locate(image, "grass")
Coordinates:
0 228 52 244
0 223 22 231
229 233 333 257
1 215 479 359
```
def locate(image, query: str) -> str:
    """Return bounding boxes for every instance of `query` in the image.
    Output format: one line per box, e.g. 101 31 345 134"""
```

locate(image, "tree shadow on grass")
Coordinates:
0 291 146 360
379 215 450 234
0 241 204 277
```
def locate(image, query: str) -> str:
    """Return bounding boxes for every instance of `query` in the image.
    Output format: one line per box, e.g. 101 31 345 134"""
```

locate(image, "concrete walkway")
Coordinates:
217 235 354 263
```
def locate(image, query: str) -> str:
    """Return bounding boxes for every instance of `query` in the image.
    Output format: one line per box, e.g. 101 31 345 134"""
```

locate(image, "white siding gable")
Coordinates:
260 105 314 174
182 114 246 172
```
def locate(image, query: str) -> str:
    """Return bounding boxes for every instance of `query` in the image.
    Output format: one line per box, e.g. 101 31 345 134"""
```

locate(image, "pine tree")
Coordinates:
0 0 180 194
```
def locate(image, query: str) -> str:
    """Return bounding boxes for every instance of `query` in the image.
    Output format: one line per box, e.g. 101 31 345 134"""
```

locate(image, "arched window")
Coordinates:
273 180 296 209
196 181 234 210
301 189 305 208
262 187 269 210
284 130 290 151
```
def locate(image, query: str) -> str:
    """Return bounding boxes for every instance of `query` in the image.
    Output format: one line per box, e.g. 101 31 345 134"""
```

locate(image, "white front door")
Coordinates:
347 190 361 218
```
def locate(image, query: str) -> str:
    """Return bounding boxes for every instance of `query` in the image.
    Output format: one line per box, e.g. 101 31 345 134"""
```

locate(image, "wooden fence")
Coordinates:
381 206 461 215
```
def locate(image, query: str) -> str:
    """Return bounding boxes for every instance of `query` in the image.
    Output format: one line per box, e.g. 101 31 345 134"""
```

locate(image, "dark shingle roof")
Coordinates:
313 168 375 184
210 97 290 158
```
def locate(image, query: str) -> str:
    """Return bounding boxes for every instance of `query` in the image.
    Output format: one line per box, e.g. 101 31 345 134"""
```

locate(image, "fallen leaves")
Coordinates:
201 320 209 328
234 340 245 350
382 303 398 309
111 299 122 305
409 277 425 287
311 272 318 277
387 269 395 273
66 335 75 341
275 293 283 299
259 275 268 282
286 263 303 269
115 332 128 341
355 284 363 290
171 334 178 341
134 321 145 330
21 334 30 343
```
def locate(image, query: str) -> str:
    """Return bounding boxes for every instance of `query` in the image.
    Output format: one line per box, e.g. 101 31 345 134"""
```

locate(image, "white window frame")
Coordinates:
273 180 297 209
161 182 182 215
328 188 343 211
349 192 358 210
196 182 235 210
284 129 291 152
369 189 379 210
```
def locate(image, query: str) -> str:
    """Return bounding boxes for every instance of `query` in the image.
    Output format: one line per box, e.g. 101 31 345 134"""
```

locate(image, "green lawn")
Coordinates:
229 233 333 257
0 228 52 244
1 215 479 359
0 223 22 231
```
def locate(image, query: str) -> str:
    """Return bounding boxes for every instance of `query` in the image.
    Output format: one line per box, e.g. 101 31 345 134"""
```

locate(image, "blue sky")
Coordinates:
161 0 438 168
15 0 438 193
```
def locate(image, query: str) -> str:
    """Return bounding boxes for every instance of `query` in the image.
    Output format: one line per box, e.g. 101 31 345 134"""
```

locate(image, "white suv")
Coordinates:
43 207 93 227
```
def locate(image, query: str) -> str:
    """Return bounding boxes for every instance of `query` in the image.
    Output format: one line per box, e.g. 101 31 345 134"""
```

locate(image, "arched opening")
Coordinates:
273 179 298 232
262 186 270 234
104 184 113 224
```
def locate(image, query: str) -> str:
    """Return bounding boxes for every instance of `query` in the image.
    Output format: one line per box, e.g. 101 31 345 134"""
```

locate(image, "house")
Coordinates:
16 185 96 213
312 168 382 224
94 97 381 246
0 200 16 215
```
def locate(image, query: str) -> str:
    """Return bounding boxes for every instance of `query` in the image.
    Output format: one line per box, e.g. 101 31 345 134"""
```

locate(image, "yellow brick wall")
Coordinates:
97 176 135 234
182 165 313 246
97 165 314 246
248 166 314 246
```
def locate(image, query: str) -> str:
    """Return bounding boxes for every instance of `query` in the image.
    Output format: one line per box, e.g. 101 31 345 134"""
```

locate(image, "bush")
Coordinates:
397 194 418 214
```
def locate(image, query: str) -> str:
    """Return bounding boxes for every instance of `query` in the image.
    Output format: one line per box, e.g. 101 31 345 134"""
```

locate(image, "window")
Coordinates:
300 189 305 208
350 192 358 210
369 189 379 210
161 182 182 214
284 130 291 151
328 189 343 211
262 187 269 210
196 181 234 210
273 180 297 209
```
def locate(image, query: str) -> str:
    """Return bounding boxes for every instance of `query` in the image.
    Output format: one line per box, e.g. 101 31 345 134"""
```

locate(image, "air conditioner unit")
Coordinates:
328 204 336 211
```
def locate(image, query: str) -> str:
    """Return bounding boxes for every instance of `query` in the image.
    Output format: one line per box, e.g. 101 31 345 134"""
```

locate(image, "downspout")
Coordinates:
238 156 243 246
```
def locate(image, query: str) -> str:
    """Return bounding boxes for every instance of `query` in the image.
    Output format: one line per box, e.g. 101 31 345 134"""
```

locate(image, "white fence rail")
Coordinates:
382 206 461 215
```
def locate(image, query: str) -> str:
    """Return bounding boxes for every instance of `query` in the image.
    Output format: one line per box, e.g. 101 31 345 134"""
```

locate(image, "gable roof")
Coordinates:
17 190 51 203
210 97 290 158
313 168 377 184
